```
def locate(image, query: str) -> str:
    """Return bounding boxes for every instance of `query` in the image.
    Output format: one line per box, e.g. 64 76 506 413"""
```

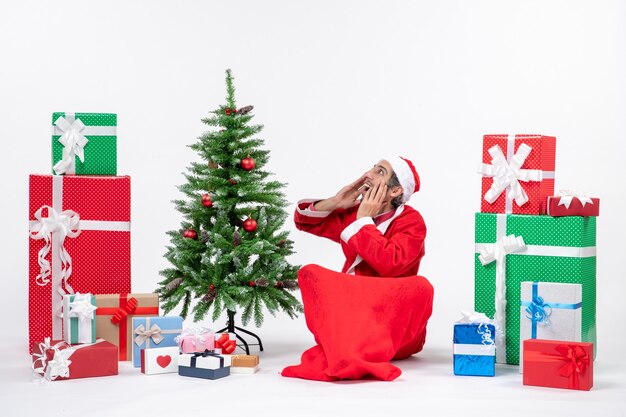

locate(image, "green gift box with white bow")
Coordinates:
63 293 97 344
51 112 117 175
474 212 596 365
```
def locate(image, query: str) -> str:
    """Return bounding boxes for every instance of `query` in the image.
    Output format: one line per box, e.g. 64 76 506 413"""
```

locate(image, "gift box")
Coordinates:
63 293 97 344
141 346 179 375
132 316 183 367
523 339 593 391
520 282 582 371
453 314 496 377
28 175 131 350
51 112 117 175
176 327 215 353
478 134 556 215
226 354 260 374
474 212 596 365
214 333 237 354
95 293 159 361
179 352 231 380
32 338 118 381
546 193 600 217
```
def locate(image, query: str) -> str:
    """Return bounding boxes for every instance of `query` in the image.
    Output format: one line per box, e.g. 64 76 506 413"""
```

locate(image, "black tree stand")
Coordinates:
216 310 264 355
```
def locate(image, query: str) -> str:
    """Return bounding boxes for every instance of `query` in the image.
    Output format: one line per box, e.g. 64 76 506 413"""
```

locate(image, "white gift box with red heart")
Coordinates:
140 346 179 375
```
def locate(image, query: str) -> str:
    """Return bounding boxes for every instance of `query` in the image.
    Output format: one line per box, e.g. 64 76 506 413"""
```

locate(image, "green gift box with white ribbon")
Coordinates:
474 212 596 365
63 293 97 344
51 112 117 175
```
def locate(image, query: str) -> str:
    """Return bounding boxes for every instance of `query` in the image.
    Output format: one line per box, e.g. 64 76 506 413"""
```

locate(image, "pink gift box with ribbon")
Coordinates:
176 328 215 353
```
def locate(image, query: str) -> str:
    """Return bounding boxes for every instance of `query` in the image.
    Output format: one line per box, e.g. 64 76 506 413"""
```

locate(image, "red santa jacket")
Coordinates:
294 199 426 277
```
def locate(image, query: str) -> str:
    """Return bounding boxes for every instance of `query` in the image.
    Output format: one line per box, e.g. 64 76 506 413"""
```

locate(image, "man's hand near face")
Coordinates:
356 182 388 219
314 174 368 211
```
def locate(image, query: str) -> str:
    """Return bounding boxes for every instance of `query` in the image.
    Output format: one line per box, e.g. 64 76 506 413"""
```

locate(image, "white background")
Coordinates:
1 0 625 415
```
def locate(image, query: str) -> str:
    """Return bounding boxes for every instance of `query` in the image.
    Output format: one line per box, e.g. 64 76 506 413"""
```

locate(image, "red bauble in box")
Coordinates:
479 134 556 215
28 175 131 351
523 339 593 391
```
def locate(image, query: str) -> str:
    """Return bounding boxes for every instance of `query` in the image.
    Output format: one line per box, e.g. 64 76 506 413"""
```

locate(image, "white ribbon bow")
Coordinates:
134 324 164 346
557 189 594 209
30 206 80 293
46 348 73 380
68 293 97 322
29 206 81 290
53 116 89 175
478 234 526 361
478 144 543 208
457 311 493 325
32 338 70 381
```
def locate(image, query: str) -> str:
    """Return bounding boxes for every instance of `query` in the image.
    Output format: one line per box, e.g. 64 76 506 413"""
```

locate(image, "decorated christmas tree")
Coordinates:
157 69 302 329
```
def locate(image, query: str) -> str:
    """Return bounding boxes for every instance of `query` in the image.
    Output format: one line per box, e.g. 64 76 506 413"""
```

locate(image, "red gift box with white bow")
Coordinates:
523 339 593 391
546 192 600 217
31 338 118 381
478 134 556 215
28 175 131 351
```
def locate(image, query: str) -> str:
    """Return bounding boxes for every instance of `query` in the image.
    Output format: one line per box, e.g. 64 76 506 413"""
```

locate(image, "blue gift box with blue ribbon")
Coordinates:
131 316 183 368
453 318 496 377
519 281 582 371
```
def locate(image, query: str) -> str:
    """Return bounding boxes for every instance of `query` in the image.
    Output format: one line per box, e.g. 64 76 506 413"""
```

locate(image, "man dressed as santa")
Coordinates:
282 157 434 381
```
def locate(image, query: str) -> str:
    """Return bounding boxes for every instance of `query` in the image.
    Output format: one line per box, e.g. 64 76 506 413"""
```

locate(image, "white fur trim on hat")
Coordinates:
384 156 416 203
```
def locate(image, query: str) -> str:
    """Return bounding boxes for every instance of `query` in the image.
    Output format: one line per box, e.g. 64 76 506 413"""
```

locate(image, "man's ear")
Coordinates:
390 186 403 198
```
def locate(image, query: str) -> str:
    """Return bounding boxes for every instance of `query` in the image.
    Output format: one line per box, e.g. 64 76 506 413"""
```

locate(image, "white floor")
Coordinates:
2 332 625 417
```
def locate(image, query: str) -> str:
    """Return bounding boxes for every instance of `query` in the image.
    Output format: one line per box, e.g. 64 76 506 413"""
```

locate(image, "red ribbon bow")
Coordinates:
554 344 589 389
215 333 236 354
111 297 138 325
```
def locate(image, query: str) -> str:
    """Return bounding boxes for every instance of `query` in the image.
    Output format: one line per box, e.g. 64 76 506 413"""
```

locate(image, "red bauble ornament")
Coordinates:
248 280 255 287
183 229 197 240
228 178 237 185
209 284 215 290
240 156 256 171
225 108 231 116
201 194 213 207
233 107 238 114
275 281 283 288
243 217 257 233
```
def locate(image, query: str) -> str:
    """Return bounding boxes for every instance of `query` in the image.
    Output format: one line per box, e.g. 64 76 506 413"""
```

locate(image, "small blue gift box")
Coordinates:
178 352 231 380
453 323 496 376
132 316 183 368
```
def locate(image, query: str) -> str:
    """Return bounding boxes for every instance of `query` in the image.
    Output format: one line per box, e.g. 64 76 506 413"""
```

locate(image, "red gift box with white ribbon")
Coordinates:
523 339 593 391
478 134 556 215
546 191 600 217
28 175 131 351
31 338 118 381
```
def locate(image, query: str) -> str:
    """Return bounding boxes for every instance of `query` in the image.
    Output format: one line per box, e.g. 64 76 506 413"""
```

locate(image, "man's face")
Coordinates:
363 159 394 189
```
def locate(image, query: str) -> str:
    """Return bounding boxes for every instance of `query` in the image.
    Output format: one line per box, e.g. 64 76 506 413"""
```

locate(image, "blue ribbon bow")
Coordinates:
521 282 582 339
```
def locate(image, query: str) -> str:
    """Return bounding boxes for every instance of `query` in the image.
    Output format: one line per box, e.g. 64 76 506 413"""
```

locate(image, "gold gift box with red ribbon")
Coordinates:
95 293 159 361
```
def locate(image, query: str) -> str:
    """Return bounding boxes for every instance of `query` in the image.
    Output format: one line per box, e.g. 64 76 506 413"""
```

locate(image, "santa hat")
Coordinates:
384 156 421 203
